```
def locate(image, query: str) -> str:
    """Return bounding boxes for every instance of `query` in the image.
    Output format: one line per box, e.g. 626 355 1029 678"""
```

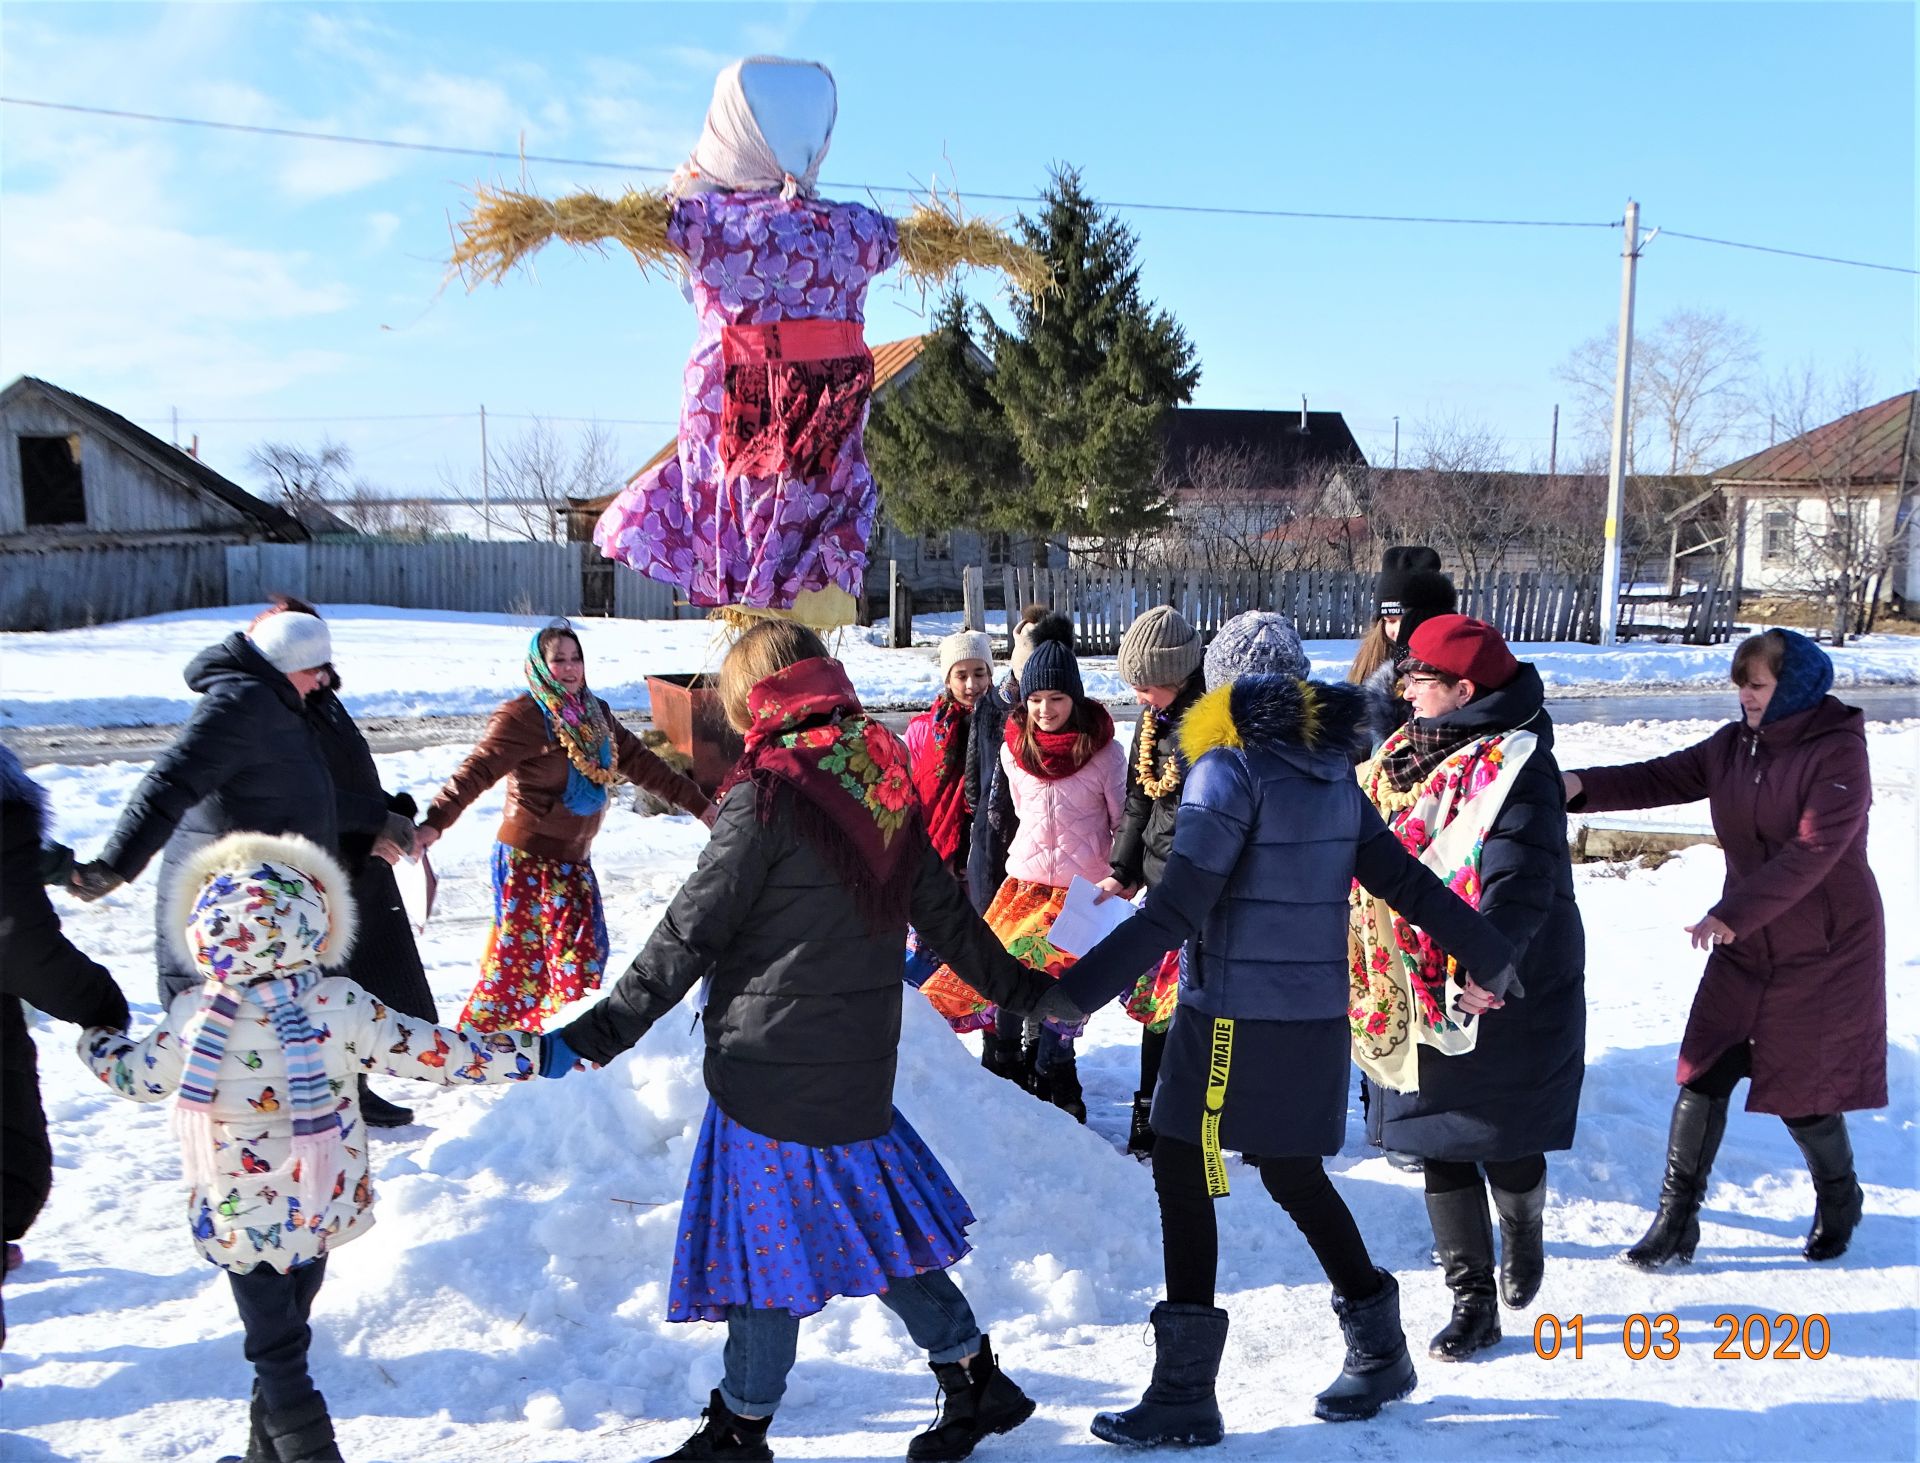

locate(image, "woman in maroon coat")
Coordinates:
1563 629 1882 1269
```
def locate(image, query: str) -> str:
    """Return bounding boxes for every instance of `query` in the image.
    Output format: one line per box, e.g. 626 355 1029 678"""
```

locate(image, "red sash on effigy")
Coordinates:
718 319 874 482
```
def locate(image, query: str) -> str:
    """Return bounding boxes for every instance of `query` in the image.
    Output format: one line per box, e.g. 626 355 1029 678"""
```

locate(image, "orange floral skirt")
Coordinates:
920 877 1088 1038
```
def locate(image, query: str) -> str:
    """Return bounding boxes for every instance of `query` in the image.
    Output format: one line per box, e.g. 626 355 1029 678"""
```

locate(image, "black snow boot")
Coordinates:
1384 1151 1424 1174
357 1076 414 1129
1787 1115 1864 1262
909 1335 1035 1461
1623 1090 1728 1270
1125 1091 1156 1159
1314 1269 1417 1420
215 1385 270 1463
1089 1302 1228 1448
1490 1177 1547 1309
263 1393 344 1463
980 1031 1026 1087
655 1390 773 1461
1045 1052 1088 1124
1426 1189 1501 1361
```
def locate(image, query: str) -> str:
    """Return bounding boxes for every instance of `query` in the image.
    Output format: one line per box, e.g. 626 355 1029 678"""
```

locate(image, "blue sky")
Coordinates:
1 2 1912 502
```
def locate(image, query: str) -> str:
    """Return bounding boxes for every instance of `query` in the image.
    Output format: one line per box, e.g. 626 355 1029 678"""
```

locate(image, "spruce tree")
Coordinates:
865 291 1022 534
984 166 1200 544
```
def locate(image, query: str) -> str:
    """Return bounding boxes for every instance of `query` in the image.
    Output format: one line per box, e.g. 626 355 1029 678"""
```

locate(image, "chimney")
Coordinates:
189 434 200 460
1299 395 1309 433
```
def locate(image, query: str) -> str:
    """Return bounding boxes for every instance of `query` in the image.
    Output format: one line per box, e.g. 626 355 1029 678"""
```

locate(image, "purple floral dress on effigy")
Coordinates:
594 191 901 609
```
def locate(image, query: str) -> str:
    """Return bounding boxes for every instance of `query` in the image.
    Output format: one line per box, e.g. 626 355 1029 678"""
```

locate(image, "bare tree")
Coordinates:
443 419 627 542
249 439 354 523
331 484 452 540
1382 415 1537 581
1557 308 1761 475
1762 364 1910 642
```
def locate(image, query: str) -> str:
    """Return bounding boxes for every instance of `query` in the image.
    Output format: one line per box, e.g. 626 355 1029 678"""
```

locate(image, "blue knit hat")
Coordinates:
1019 636 1084 701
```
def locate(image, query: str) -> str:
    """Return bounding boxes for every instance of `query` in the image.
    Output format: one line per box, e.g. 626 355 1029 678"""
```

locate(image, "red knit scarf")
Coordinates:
912 693 972 863
719 657 920 922
1006 702 1116 780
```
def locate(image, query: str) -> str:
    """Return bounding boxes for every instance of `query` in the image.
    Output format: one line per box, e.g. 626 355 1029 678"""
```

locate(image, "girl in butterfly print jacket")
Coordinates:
80 835 546 1276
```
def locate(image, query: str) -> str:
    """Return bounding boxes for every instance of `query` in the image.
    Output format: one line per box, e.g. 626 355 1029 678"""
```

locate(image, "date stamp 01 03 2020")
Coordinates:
1532 1313 1832 1361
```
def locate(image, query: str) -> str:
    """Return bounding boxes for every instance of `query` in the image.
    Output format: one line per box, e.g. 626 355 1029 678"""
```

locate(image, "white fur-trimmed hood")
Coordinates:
165 832 358 979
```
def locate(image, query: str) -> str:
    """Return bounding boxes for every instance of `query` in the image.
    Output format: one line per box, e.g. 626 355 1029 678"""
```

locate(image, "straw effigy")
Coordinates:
449 186 678 286
897 194 1053 305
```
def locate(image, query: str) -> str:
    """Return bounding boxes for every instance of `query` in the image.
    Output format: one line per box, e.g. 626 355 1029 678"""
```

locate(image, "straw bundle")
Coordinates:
897 195 1053 304
450 186 678 286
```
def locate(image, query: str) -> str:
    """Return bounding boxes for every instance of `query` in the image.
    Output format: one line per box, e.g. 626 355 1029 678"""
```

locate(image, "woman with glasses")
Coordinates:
415 620 716 1032
1351 615 1585 1363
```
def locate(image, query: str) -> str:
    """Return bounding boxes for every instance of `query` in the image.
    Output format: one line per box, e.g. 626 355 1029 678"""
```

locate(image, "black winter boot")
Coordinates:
263 1393 344 1463
1425 1189 1501 1361
655 1390 774 1461
1787 1116 1864 1262
215 1385 270 1463
980 1031 1025 1086
357 1076 414 1129
1623 1090 1728 1270
1490 1177 1547 1309
1089 1302 1228 1448
1045 1052 1088 1124
1314 1269 1417 1420
1125 1092 1156 1159
909 1335 1035 1461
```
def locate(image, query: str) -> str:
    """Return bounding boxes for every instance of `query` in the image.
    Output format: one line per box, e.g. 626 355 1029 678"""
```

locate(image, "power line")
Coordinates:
5 94 1910 271
134 409 677 427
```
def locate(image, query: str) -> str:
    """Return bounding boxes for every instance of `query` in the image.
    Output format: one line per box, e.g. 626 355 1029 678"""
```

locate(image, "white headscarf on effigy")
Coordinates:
669 55 838 200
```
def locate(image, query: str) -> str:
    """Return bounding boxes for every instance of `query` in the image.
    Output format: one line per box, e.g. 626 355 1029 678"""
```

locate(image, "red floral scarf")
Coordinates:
719 657 919 918
1006 702 1116 780
912 694 973 863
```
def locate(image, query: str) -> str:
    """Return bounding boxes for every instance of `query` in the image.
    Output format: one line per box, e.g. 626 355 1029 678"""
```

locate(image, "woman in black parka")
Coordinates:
1352 615 1585 1363
1 744 129 1339
550 622 1053 1463
70 613 339 1006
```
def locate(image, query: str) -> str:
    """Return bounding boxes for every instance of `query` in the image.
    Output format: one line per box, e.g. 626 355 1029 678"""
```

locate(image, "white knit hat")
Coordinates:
248 612 332 675
938 630 993 677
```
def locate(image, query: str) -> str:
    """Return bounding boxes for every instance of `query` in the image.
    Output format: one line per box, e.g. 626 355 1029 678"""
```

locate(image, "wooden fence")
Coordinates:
0 540 688 630
1001 565 1607 652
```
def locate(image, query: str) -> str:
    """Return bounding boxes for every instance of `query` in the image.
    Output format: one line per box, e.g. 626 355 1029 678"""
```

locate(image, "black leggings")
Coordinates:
1424 1154 1547 1196
1152 1135 1378 1306
1140 1025 1167 1094
1685 1044 1831 1128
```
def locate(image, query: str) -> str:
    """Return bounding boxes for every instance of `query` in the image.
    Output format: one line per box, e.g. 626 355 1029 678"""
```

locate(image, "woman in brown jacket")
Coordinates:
416 621 714 1031
1563 628 1883 1269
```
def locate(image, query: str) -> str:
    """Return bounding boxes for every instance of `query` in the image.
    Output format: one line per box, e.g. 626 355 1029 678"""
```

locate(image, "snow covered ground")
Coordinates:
3 604 1917 729
2 713 1916 1462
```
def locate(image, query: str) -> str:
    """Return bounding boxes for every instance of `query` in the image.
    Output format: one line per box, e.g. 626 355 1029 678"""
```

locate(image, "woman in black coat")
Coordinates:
550 623 1051 1462
71 614 339 1007
1 744 129 1341
1352 615 1585 1363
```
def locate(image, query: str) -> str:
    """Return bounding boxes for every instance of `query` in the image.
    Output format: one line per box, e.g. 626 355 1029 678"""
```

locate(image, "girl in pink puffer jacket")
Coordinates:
923 622 1124 1121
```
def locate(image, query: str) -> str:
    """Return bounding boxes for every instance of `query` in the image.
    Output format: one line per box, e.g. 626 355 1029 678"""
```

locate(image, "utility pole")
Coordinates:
1392 416 1400 470
1548 404 1559 481
479 404 491 543
1599 200 1645 647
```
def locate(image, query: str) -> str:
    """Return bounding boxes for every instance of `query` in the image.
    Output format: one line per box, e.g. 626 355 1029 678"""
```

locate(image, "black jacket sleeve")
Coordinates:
556 785 772 1064
1353 802 1519 996
907 836 1051 1014
1107 749 1151 888
0 804 129 1031
98 683 268 881
1472 760 1567 973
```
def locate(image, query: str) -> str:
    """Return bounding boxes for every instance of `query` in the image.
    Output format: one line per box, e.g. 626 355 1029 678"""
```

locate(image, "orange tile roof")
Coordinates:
1714 390 1917 489
576 334 930 513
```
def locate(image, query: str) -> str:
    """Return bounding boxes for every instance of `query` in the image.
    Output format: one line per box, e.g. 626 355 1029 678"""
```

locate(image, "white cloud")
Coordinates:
366 211 402 251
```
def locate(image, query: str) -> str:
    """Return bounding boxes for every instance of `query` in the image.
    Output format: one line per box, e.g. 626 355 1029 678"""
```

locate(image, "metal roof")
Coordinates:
1713 390 1917 490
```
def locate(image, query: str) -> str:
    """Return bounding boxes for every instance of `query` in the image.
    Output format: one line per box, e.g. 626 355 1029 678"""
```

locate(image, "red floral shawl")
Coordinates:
911 694 972 864
719 657 919 920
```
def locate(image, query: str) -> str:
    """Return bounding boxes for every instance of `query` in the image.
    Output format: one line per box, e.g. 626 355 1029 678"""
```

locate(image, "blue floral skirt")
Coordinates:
669 1101 976 1322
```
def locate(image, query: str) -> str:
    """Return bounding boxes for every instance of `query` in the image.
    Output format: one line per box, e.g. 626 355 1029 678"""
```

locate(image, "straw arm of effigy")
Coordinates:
896 203 1053 304
449 186 679 286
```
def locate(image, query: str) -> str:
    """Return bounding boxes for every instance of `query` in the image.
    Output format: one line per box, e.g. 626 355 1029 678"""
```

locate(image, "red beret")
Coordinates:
1406 614 1520 690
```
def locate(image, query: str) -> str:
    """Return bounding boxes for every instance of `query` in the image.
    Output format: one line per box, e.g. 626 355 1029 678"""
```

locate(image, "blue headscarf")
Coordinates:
1758 629 1835 726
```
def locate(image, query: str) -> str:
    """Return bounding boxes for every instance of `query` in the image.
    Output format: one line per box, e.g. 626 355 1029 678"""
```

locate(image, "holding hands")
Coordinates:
68 861 124 903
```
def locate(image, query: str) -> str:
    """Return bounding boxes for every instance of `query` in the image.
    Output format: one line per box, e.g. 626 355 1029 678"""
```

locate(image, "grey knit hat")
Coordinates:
938 629 994 677
1204 611 1308 691
1117 606 1204 689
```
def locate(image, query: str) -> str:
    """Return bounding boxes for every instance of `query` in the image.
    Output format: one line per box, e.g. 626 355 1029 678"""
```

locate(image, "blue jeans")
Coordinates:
719 1268 982 1418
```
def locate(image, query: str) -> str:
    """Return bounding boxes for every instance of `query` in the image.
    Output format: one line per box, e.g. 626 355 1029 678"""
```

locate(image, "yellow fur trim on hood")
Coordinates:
1178 685 1243 763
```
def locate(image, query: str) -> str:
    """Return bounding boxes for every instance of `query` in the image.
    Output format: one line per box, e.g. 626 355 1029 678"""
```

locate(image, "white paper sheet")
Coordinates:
1046 875 1139 957
394 850 438 934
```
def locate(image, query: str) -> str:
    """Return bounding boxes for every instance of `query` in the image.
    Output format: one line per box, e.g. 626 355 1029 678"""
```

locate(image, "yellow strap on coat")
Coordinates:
1202 1016 1235 1197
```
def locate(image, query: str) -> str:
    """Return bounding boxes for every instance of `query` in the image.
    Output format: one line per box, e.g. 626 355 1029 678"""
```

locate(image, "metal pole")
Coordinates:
1599 199 1641 647
1392 417 1399 470
479 404 491 543
1549 404 1559 480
